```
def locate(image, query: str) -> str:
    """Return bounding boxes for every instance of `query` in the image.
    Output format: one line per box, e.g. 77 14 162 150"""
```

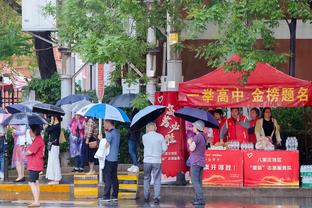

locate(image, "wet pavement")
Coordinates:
0 197 311 208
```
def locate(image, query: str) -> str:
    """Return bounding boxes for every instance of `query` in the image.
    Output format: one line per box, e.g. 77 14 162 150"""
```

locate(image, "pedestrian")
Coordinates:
0 123 6 181
188 120 206 206
69 114 86 172
26 124 45 207
85 118 98 175
142 122 167 205
127 128 140 173
45 115 62 184
220 108 250 143
248 108 260 144
102 120 120 202
12 125 28 182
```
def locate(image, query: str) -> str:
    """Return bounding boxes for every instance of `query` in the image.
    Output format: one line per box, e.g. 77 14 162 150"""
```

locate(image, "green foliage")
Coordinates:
57 0 162 69
24 73 61 104
0 1 32 62
187 0 312 81
131 93 150 110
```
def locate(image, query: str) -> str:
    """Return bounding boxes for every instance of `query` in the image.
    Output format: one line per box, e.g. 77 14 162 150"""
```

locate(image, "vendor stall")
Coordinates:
175 55 312 188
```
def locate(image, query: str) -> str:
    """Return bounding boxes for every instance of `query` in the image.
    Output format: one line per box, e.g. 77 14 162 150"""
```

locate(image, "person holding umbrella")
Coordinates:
45 115 62 184
188 120 206 206
26 124 45 207
101 120 121 202
142 122 167 205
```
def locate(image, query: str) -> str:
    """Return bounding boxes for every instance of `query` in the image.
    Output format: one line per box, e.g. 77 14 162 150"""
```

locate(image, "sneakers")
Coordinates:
127 165 139 173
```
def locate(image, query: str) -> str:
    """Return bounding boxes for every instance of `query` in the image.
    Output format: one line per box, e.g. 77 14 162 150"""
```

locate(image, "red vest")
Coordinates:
226 115 249 143
212 117 226 144
249 119 258 144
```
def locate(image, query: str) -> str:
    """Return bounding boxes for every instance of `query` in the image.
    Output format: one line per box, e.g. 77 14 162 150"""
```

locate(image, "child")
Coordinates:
26 124 45 207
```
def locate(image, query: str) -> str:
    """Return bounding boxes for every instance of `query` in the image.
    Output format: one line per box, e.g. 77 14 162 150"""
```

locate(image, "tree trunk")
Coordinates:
33 32 57 79
288 18 297 77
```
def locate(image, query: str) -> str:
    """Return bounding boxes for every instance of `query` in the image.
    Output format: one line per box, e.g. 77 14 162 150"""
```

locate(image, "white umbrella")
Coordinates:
71 100 92 115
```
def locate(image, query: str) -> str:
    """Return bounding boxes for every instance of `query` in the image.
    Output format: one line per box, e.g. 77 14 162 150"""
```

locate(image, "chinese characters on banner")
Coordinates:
154 92 187 177
244 150 299 187
183 87 310 108
202 150 244 187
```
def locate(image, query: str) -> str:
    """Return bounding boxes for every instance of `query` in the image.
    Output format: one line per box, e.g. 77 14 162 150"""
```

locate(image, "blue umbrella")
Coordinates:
130 105 166 131
77 103 130 123
174 107 219 129
6 104 32 114
2 112 47 126
56 94 91 106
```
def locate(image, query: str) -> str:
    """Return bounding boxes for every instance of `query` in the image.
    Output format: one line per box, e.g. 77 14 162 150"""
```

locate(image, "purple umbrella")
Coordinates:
174 107 219 129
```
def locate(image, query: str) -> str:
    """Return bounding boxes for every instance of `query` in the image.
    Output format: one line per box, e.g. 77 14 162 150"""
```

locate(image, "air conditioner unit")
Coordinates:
22 0 57 32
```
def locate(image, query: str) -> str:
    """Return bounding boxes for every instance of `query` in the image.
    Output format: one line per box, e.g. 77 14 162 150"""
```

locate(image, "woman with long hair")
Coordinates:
255 107 282 147
45 115 62 184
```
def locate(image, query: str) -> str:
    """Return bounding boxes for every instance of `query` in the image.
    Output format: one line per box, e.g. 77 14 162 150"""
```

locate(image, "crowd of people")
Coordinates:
0 106 282 206
186 107 282 205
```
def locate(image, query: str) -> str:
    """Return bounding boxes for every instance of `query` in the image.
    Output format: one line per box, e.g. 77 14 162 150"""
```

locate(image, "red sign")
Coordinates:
203 150 244 187
96 63 104 100
154 92 187 177
179 86 310 108
244 150 299 187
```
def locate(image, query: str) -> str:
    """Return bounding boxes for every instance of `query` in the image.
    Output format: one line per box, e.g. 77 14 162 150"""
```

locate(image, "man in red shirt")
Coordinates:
26 124 45 207
212 109 227 145
220 108 250 143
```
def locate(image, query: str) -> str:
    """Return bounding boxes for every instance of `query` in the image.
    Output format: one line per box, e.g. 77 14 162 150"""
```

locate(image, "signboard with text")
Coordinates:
244 150 299 187
203 150 244 187
154 92 187 177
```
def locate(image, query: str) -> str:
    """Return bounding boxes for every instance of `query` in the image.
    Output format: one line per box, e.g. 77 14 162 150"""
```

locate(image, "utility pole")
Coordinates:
59 47 73 128
145 0 157 104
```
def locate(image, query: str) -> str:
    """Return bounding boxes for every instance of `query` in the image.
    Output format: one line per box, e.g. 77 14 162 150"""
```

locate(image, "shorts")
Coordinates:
29 170 40 183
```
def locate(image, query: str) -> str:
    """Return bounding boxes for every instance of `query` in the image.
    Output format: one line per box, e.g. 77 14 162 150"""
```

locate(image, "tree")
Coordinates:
187 0 312 80
0 0 32 62
280 1 312 77
3 0 57 79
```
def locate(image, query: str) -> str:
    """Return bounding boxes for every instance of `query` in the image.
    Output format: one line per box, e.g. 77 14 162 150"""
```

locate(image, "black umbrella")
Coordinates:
130 105 166 131
109 93 152 108
33 103 65 116
6 104 32 114
2 112 47 126
174 107 219 129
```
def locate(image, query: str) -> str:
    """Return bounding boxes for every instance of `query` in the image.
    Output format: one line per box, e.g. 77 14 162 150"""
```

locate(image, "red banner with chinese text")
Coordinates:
202 150 244 187
244 150 299 187
154 91 187 177
178 62 312 108
179 86 311 108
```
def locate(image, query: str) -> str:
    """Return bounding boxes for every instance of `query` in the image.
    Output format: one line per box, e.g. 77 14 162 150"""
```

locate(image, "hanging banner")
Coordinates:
154 91 187 177
178 61 312 108
202 150 244 187
96 63 104 101
244 150 299 187
179 86 310 108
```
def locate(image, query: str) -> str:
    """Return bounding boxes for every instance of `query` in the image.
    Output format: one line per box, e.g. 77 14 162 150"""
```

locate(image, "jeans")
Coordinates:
0 154 4 179
191 165 204 203
144 163 161 200
74 141 86 169
103 160 119 199
128 139 138 166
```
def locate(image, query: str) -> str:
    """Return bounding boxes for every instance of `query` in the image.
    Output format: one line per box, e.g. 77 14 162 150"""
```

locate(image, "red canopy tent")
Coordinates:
179 57 312 108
